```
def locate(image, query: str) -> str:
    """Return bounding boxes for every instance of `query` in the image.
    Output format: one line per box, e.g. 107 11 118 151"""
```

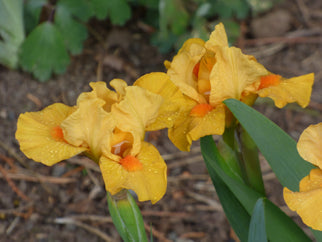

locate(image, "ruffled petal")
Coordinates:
61 98 115 161
168 99 197 151
166 38 206 103
283 169 322 231
100 142 167 204
257 73 314 108
168 102 225 151
209 46 268 106
297 123 322 169
111 85 163 139
77 81 119 112
299 168 322 192
188 104 226 141
205 22 228 51
99 156 128 195
134 72 187 130
15 103 87 166
110 78 128 97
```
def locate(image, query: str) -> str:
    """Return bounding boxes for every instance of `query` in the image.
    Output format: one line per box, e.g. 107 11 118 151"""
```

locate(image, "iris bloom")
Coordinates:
16 76 170 203
283 123 322 231
163 23 314 151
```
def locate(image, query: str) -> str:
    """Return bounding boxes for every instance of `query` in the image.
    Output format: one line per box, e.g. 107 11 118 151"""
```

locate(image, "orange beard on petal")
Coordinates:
119 155 143 172
258 74 281 90
51 126 65 142
190 103 213 117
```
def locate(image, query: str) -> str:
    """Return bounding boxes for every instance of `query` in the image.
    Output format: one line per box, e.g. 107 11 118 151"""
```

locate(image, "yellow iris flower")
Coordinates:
16 76 169 203
162 23 314 151
283 123 322 231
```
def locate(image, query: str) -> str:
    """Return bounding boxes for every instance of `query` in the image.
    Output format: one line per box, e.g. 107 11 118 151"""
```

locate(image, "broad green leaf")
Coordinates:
57 0 94 22
106 0 132 25
202 151 250 242
0 0 24 68
211 0 250 19
312 230 322 242
19 22 69 81
159 0 189 35
107 191 148 242
23 0 46 33
248 198 267 242
90 0 109 19
223 99 314 191
200 136 311 242
55 4 88 55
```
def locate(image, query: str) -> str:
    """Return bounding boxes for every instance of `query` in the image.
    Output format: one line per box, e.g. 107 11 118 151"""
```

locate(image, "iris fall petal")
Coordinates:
100 142 167 204
257 73 314 108
15 103 87 166
297 123 322 169
283 169 322 231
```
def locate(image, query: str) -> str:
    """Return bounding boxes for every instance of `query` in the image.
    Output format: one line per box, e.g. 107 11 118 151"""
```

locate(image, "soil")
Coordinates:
0 0 321 241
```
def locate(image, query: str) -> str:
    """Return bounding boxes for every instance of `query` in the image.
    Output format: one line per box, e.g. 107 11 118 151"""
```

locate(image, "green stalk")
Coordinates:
237 126 266 195
107 190 148 242
222 126 250 186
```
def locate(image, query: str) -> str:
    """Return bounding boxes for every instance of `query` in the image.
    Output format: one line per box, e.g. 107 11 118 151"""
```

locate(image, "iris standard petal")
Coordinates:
61 98 115 161
111 85 163 138
204 22 229 51
166 38 206 103
134 72 187 130
209 46 268 106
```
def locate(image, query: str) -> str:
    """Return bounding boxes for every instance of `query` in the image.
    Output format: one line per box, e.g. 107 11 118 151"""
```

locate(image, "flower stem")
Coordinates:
236 125 266 195
107 190 148 242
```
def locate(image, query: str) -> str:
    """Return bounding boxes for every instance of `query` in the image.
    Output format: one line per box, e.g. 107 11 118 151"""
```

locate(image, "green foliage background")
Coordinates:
0 0 278 81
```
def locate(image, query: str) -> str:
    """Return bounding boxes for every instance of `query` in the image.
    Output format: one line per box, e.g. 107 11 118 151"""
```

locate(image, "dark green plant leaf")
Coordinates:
248 198 267 242
106 0 131 25
107 191 148 242
57 0 94 22
90 0 109 19
55 4 88 55
223 99 314 191
312 230 322 242
200 136 311 242
211 0 250 19
159 0 189 35
0 0 25 69
23 0 46 34
19 22 69 81
202 148 250 242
